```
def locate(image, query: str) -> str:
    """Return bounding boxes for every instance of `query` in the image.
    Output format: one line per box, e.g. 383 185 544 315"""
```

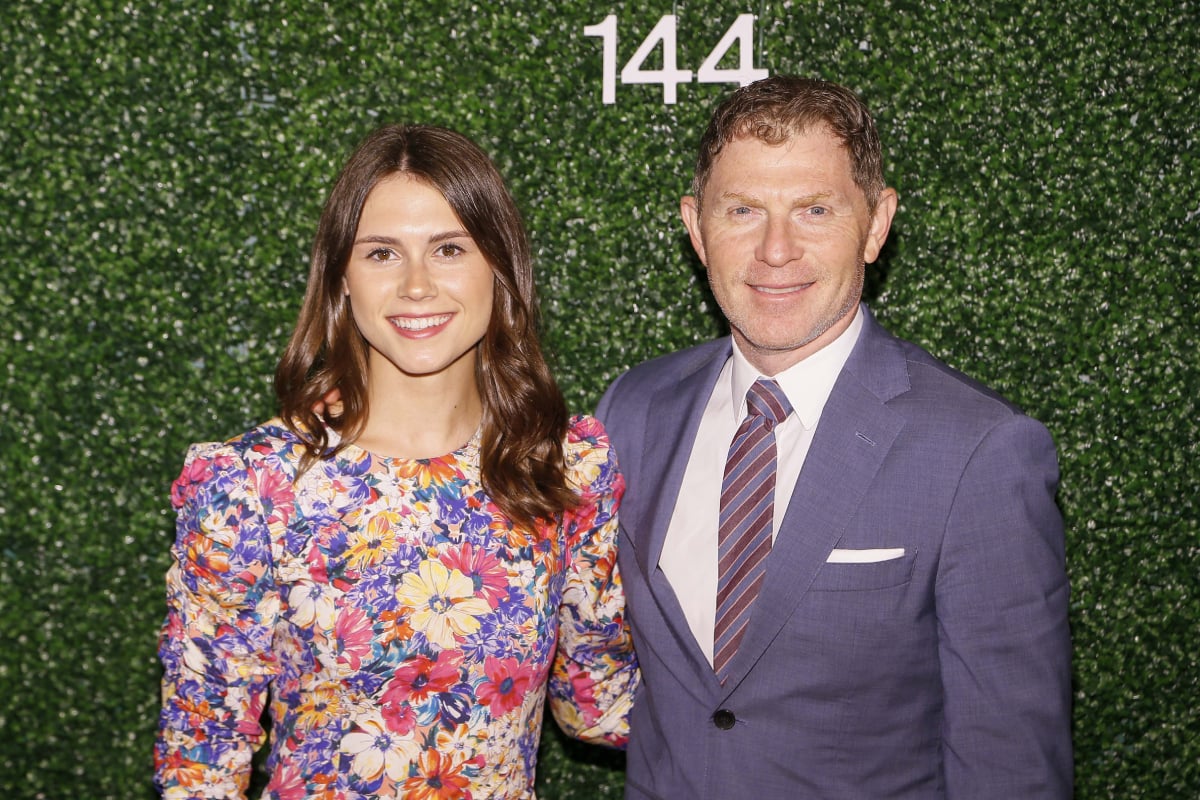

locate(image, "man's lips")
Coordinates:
751 281 813 295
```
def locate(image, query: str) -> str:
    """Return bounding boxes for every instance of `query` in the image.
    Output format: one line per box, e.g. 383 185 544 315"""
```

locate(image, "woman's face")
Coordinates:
343 173 494 385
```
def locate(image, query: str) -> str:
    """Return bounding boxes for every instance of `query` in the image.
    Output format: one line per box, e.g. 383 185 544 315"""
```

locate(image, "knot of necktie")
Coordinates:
745 378 792 430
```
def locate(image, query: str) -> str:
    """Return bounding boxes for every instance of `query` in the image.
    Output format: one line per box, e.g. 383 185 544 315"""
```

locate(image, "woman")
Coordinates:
155 124 637 799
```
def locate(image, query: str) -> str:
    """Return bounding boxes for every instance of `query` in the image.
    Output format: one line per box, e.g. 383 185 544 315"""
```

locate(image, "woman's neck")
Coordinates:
355 360 484 460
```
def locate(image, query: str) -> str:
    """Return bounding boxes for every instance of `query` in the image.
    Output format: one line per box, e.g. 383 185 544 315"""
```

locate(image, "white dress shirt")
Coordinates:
658 310 864 664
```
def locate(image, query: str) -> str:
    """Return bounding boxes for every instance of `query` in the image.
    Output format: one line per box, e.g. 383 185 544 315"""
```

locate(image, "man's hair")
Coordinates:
692 75 885 212
275 123 576 530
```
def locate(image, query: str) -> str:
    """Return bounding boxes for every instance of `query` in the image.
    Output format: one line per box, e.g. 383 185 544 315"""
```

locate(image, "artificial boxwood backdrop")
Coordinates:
1 0 1196 797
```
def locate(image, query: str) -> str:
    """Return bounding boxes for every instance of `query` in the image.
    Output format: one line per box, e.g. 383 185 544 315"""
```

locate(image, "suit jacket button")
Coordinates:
712 709 736 730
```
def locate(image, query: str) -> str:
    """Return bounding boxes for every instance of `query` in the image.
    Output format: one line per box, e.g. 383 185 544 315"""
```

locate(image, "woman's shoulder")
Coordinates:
173 418 306 492
170 421 305 536
563 414 621 499
564 413 614 457
181 417 303 463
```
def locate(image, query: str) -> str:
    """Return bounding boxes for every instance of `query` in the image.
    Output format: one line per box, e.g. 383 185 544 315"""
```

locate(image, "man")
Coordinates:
596 75 1072 798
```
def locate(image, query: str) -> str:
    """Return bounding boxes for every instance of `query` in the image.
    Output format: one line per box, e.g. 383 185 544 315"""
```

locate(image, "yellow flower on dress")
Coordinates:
345 509 402 572
567 444 603 490
294 685 343 732
395 560 491 649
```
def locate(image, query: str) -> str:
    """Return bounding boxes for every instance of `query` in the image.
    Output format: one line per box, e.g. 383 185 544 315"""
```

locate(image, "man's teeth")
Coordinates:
392 314 451 330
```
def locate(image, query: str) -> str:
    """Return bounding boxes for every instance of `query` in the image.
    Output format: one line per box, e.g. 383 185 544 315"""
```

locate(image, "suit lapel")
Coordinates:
632 341 729 694
718 309 911 691
632 342 729 578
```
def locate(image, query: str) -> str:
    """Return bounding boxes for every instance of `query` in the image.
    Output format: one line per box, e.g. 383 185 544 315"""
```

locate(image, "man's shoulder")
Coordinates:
595 338 728 434
904 340 1023 409
607 338 730 394
866 324 1038 434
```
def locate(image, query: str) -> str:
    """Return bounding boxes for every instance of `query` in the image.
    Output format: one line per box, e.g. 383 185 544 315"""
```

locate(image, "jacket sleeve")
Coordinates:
936 414 1074 798
548 416 640 747
155 442 281 799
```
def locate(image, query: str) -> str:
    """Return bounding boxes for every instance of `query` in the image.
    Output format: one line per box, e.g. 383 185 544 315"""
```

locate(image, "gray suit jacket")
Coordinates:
596 306 1072 799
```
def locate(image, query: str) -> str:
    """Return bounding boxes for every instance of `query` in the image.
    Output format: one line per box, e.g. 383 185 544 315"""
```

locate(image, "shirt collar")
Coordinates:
729 306 864 430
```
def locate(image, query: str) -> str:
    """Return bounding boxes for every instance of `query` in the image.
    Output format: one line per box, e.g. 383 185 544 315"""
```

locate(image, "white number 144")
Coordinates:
584 14 769 105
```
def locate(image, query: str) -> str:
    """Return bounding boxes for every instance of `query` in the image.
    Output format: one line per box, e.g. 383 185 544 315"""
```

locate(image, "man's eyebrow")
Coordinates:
718 191 762 206
716 190 836 207
792 191 835 206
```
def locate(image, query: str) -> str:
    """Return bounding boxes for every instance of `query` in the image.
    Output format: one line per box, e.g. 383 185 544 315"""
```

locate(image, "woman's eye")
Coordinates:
435 242 465 258
366 247 394 261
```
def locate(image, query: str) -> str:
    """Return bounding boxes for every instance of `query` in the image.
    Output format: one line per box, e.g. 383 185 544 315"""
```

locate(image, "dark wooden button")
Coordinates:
712 709 736 729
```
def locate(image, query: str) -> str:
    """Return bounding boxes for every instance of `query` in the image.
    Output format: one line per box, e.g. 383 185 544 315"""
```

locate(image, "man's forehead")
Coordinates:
711 131 851 173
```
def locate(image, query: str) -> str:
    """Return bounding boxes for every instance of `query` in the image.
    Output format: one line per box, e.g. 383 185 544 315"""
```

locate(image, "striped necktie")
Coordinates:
714 377 793 681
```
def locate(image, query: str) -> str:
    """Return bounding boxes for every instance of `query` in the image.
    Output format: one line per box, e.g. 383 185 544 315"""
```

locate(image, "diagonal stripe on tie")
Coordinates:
714 377 793 682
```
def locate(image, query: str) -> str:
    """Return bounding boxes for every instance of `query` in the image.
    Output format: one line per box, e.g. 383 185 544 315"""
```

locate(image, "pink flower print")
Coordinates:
333 606 375 671
253 466 296 528
380 693 417 736
477 656 536 717
265 761 308 800
440 545 509 605
170 456 214 507
385 650 464 706
567 660 603 727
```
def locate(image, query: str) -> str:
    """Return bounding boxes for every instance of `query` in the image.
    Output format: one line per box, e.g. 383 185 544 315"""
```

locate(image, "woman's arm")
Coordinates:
155 441 281 799
548 416 640 747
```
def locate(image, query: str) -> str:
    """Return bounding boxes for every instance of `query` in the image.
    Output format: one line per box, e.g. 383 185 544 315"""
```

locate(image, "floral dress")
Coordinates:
155 415 637 799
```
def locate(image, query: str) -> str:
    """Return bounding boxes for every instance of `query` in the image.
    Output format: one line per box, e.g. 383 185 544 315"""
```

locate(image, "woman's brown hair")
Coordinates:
275 124 576 530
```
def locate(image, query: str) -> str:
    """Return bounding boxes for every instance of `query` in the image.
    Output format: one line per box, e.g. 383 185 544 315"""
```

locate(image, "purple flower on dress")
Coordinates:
383 543 423 574
437 491 470 526
345 571 396 613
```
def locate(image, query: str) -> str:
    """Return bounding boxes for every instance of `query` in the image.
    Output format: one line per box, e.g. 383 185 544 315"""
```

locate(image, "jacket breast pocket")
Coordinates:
807 550 917 592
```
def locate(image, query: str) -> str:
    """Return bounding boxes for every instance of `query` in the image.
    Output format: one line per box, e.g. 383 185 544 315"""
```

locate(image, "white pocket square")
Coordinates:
826 547 905 564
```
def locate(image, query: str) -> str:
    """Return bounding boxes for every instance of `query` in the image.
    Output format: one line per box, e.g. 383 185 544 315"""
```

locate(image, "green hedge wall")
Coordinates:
2 1 1196 797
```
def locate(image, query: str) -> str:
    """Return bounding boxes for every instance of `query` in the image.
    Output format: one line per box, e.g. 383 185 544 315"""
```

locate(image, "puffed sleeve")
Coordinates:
548 415 640 747
154 441 281 799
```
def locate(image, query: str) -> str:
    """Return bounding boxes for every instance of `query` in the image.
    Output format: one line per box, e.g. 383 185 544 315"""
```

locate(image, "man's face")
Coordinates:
681 129 896 375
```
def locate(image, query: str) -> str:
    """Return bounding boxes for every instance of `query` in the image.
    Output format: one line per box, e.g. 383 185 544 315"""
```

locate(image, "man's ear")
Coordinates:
863 187 898 264
680 195 707 265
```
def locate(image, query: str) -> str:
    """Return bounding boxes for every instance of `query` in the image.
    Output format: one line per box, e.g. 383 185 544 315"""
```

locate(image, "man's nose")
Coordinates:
757 215 803 267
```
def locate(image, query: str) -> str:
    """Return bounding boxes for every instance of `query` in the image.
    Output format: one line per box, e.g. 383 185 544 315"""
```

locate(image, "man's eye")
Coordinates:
731 206 752 215
809 207 828 216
